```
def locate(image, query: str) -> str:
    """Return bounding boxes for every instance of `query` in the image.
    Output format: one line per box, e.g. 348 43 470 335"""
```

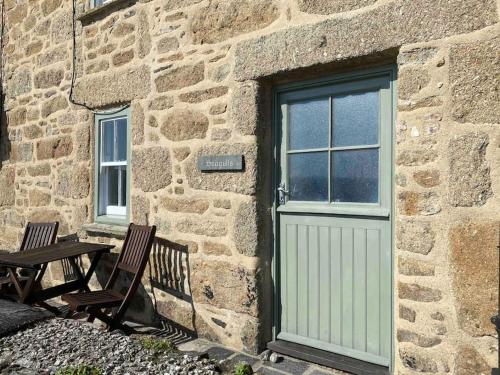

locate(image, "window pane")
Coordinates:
289 98 329 150
105 166 119 206
332 149 378 203
116 118 127 162
289 152 328 202
332 91 379 147
120 167 127 207
102 121 114 162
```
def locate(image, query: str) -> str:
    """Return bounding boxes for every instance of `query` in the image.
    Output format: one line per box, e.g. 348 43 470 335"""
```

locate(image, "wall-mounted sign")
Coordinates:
197 155 244 172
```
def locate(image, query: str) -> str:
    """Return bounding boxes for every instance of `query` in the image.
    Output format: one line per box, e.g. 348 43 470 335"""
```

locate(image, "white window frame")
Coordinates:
94 108 130 225
91 0 113 8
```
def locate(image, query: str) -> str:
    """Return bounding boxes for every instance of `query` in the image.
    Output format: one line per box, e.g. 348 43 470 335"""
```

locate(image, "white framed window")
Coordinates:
92 0 112 8
95 108 130 223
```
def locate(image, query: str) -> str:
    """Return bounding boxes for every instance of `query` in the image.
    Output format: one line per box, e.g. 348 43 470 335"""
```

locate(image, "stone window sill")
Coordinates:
82 223 128 237
78 0 137 23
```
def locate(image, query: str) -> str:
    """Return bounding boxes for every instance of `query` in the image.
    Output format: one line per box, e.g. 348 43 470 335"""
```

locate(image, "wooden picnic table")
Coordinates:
0 242 114 314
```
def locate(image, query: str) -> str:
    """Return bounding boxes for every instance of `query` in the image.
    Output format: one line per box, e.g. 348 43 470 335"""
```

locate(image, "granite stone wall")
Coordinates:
0 0 498 372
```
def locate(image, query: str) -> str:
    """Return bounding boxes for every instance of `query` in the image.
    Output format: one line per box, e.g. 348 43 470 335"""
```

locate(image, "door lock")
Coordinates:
277 182 289 205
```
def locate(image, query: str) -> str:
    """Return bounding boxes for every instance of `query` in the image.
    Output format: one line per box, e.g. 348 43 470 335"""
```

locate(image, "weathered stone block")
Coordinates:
399 305 416 323
37 136 73 160
234 0 496 80
157 37 179 54
396 149 437 166
149 96 174 110
230 81 262 136
137 10 151 59
397 219 435 255
234 200 260 257
56 165 90 199
111 22 135 38
162 197 209 214
398 66 431 100
164 0 203 11
50 10 72 44
74 65 151 107
398 191 441 216
7 108 27 127
190 0 279 44
10 143 33 163
0 168 15 207
132 195 150 225
112 50 135 66
450 222 498 336
173 147 190 161
7 67 31 97
298 0 376 14
203 241 231 256
34 68 64 89
155 63 205 92
413 170 440 188
176 217 227 237
160 109 208 141
132 147 172 192
41 96 68 118
29 189 51 207
131 102 144 145
29 210 68 234
449 132 492 207
397 329 441 348
399 282 442 302
400 347 438 373
179 86 228 103
398 256 435 276
450 37 500 124
186 143 257 195
398 47 439 65
41 0 62 16
191 260 258 316
454 346 490 375
27 164 51 177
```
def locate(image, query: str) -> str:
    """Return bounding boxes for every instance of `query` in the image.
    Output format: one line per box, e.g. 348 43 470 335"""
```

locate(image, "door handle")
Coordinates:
277 183 289 205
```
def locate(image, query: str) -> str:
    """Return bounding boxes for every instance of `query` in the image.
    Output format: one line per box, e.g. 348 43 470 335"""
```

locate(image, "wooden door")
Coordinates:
275 69 394 367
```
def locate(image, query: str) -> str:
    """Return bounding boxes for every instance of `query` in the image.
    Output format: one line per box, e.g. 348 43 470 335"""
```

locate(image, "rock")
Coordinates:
157 37 179 54
132 147 172 192
396 149 437 166
137 10 152 59
74 65 151 107
7 67 32 97
41 0 62 16
112 50 134 66
398 191 441 216
400 347 438 373
210 103 227 116
399 305 416 323
10 143 33 163
28 190 51 207
7 108 27 127
164 0 203 11
185 143 257 195
398 257 435 276
450 222 498 336
29 210 68 234
234 200 259 257
27 164 51 177
34 68 64 89
449 132 492 207
162 197 209 214
234 0 496 80
397 329 441 348
450 37 500 123
41 96 68 118
455 346 490 375
0 168 15 207
191 260 258 316
131 102 144 145
297 0 376 14
56 165 90 199
398 282 442 302
230 81 263 136
149 96 174 110
203 241 231 256
173 147 190 161
179 86 228 103
413 170 440 188
111 22 135 37
176 217 227 237
190 0 279 44
160 109 209 141
132 195 150 225
50 10 72 44
397 219 435 255
36 136 73 160
155 63 205 92
398 66 431 100
398 47 439 65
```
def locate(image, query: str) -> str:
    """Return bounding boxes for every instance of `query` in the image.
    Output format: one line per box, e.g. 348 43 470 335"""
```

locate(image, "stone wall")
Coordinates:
0 0 498 372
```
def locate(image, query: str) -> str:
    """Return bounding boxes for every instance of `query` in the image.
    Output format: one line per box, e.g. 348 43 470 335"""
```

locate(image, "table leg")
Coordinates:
84 252 103 285
67 257 90 292
8 267 37 304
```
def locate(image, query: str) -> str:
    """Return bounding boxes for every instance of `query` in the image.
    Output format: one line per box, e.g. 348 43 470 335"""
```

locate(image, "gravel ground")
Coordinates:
0 318 221 375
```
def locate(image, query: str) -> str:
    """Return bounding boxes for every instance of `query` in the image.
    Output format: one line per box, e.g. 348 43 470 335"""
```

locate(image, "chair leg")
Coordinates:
87 314 96 323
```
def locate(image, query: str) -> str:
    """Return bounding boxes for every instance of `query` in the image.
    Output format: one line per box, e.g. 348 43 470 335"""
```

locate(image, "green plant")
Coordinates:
55 365 102 375
139 336 177 354
234 362 253 375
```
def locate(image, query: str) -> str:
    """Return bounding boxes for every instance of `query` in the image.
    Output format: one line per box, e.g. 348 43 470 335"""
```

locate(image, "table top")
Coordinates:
0 242 114 269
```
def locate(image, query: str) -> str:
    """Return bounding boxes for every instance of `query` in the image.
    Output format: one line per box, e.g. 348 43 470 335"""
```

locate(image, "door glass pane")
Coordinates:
332 91 379 147
120 167 127 207
105 166 119 206
102 121 114 162
289 98 329 150
116 118 127 161
332 149 378 203
289 152 328 202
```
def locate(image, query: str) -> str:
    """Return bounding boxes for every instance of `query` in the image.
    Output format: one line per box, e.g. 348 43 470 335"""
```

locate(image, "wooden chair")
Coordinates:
0 222 59 290
62 224 156 332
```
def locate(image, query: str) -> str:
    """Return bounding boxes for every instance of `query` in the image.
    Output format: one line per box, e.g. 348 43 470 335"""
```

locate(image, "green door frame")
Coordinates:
270 65 397 372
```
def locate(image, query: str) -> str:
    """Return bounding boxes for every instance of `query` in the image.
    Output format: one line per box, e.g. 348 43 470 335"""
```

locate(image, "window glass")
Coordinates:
102 121 114 163
332 91 379 147
288 152 328 202
116 118 127 162
332 149 379 203
289 98 329 150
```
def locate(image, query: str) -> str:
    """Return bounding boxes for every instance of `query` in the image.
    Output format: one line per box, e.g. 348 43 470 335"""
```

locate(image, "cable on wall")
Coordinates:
69 0 129 115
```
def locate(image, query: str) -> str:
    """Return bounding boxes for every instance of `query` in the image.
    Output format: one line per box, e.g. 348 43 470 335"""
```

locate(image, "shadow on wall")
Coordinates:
75 236 198 345
0 95 10 168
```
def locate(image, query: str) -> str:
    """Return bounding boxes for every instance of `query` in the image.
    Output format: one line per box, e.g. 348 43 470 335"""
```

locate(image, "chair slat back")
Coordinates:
117 224 156 274
19 222 59 251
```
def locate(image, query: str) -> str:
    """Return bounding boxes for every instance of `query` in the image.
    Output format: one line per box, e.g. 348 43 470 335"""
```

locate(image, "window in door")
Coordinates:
95 108 130 222
285 85 383 206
